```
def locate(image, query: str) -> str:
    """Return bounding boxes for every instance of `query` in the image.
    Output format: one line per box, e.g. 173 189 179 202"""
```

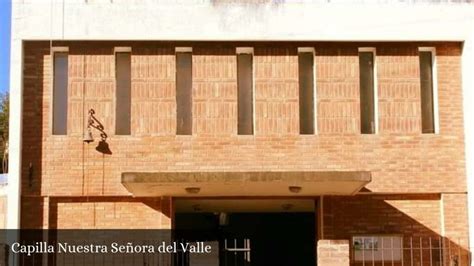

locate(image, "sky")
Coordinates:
0 0 11 94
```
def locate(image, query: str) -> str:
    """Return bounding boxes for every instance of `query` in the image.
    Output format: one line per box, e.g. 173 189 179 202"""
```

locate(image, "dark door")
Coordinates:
175 212 316 266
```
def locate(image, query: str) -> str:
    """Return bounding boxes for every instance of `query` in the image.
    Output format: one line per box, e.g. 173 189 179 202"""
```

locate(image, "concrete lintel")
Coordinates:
122 171 371 197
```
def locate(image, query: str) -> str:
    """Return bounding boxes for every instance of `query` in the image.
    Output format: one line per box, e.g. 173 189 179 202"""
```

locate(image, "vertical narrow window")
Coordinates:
176 47 193 135
52 50 69 135
237 47 254 135
419 48 437 134
298 48 315 134
359 48 377 134
115 49 131 135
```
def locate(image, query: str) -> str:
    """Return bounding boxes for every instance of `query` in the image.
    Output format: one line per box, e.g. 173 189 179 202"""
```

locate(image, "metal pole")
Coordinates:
382 237 385 266
372 237 375 266
363 237 366 266
392 237 395 266
225 239 227 266
430 237 433 266
421 238 423 266
448 239 452 266
248 239 251 262
439 237 442 266
458 238 462 266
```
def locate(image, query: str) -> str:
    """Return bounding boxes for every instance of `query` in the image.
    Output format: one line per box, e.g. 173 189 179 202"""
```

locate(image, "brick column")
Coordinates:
317 240 350 266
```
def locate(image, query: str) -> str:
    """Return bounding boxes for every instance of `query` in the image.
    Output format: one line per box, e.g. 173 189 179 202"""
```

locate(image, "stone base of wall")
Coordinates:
317 239 350 266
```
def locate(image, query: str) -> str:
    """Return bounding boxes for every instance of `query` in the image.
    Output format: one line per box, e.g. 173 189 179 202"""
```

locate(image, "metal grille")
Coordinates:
351 236 471 266
223 238 251 266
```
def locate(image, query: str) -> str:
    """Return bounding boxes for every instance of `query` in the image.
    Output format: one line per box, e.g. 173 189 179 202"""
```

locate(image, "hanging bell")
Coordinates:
83 130 94 143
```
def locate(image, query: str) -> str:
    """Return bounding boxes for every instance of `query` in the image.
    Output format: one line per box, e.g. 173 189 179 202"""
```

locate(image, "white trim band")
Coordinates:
114 47 132 53
51 46 69 53
298 47 315 53
175 47 193 53
236 47 254 54
358 47 376 52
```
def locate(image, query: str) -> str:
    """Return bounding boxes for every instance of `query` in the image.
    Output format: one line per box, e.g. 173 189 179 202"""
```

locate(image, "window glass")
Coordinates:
52 52 68 135
115 52 132 135
237 53 254 135
298 52 315 134
419 51 435 134
359 51 376 134
176 52 193 135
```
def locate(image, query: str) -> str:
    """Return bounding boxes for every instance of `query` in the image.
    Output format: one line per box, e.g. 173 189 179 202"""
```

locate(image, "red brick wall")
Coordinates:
323 194 469 265
323 195 442 240
21 196 172 229
193 47 237 135
21 42 466 195
255 47 299 134
316 45 360 134
377 46 421 133
53 197 171 229
442 193 469 242
132 47 176 135
20 42 467 240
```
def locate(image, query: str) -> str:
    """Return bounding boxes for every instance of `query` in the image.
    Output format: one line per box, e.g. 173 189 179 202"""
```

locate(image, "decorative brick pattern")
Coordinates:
377 45 421 133
21 42 466 196
316 45 360 134
255 47 299 135
132 46 176 135
193 47 237 135
68 47 115 136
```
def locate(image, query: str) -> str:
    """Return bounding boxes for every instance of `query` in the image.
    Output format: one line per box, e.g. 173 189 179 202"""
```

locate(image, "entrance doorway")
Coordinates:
174 199 317 266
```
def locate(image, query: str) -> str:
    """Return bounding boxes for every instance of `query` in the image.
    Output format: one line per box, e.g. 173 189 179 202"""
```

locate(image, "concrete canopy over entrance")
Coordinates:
122 171 371 197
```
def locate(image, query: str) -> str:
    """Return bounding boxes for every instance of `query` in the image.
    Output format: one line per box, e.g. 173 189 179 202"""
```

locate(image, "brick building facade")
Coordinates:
16 41 468 264
7 1 474 266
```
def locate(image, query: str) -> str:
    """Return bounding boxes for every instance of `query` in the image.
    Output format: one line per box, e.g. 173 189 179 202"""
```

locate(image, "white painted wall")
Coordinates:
11 0 474 41
8 0 474 264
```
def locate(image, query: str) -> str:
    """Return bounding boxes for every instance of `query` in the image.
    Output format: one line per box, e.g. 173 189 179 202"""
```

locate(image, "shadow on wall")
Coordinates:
323 193 470 266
